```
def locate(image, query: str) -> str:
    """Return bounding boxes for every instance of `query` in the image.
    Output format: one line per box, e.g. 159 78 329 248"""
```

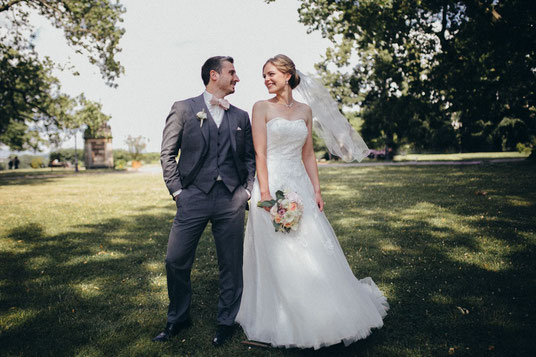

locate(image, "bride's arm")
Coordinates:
251 101 272 210
301 106 324 212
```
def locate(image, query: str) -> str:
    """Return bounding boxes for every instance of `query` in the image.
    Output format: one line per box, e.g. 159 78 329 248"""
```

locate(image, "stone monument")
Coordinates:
84 124 114 169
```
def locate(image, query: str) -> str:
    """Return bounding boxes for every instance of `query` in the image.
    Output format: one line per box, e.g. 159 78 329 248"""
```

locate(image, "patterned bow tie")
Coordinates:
209 97 230 110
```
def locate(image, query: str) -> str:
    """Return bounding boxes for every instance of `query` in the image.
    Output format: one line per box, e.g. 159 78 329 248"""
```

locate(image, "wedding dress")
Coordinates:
236 117 389 349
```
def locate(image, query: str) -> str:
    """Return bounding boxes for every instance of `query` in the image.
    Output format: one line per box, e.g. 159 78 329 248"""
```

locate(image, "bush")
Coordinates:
17 155 47 169
142 152 160 164
516 142 532 154
115 159 127 170
30 157 44 169
113 149 131 162
113 150 159 165
49 148 83 165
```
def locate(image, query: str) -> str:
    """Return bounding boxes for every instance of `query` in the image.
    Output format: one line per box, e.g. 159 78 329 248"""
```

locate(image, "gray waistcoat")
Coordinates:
192 115 240 193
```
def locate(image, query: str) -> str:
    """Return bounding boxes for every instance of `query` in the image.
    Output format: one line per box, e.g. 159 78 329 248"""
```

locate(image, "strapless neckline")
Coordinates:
267 117 306 125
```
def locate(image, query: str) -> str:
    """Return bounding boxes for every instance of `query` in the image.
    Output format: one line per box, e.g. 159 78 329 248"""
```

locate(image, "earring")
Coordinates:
285 80 289 85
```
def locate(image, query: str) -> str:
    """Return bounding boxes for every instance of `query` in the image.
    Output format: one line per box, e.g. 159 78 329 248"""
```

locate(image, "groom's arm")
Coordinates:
161 101 187 197
243 112 256 193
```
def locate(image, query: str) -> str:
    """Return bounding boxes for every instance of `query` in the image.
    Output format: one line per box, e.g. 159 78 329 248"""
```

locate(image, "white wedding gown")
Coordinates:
236 117 389 349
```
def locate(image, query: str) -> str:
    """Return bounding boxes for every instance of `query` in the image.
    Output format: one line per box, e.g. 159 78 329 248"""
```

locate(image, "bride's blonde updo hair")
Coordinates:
263 54 301 89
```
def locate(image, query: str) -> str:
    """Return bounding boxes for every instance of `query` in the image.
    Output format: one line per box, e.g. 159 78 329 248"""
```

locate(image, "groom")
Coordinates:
155 56 255 346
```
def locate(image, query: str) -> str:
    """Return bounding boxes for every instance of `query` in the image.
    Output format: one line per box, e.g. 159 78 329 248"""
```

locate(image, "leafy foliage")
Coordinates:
278 0 536 152
49 148 82 164
30 156 43 168
112 148 130 162
0 0 125 150
77 95 111 139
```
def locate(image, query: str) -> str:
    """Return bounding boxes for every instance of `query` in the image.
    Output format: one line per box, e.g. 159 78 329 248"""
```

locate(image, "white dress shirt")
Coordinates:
203 90 225 128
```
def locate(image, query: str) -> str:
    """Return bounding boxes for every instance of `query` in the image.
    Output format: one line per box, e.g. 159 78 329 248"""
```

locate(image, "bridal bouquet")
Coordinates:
257 190 304 233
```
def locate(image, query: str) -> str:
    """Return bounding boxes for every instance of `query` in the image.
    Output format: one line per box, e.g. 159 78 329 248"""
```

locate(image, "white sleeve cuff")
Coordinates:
172 189 182 197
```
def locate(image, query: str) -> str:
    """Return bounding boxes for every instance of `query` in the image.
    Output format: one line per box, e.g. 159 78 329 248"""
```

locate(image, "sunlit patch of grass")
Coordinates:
73 282 104 298
394 151 529 161
1 308 40 331
505 196 533 207
380 243 402 252
430 292 454 305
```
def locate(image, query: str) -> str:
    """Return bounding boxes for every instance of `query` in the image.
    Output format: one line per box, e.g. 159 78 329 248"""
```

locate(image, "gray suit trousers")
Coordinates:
165 182 248 326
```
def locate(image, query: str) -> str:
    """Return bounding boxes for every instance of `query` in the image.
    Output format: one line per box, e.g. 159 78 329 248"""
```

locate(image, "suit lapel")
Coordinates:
226 108 237 152
191 94 210 146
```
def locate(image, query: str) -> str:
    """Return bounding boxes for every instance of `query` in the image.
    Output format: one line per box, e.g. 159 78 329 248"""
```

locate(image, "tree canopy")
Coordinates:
0 0 125 150
273 0 535 152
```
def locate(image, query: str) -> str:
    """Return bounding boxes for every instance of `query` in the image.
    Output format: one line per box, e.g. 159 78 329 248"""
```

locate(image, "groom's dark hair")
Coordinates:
201 56 234 85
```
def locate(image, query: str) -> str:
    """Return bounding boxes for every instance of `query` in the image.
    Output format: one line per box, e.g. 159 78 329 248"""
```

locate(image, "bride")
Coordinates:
235 54 389 349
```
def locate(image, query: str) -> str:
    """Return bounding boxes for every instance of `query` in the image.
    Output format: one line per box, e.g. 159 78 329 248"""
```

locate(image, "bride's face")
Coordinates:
263 63 291 94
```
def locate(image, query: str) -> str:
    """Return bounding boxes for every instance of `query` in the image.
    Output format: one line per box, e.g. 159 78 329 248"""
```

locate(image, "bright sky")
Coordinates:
30 0 331 153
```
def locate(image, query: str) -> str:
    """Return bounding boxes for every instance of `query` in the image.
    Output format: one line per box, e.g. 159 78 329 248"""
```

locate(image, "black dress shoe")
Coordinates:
212 325 235 347
152 319 192 342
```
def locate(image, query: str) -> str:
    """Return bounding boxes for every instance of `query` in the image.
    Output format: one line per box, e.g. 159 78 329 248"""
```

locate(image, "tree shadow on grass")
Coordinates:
0 170 131 186
0 210 198 356
1 208 269 357
0 176 66 187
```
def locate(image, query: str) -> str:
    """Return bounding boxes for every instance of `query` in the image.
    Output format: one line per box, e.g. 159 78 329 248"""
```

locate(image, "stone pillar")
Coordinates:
84 124 114 169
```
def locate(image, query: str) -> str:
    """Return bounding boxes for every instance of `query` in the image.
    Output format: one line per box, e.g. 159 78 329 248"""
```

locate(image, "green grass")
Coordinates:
1 163 535 356
0 167 125 179
393 151 529 162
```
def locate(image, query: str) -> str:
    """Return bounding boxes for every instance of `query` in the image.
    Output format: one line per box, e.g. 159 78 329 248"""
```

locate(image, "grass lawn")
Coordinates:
0 167 124 178
1 163 535 356
392 151 529 162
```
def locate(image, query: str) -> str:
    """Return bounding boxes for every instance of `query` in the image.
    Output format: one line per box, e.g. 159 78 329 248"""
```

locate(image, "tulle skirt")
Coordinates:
236 175 389 349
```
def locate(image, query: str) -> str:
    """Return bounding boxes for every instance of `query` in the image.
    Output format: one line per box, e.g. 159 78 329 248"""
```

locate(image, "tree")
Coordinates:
70 94 111 137
0 0 125 150
272 0 536 152
125 135 147 162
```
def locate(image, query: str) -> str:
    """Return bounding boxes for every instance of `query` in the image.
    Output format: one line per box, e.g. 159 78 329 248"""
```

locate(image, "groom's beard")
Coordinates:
228 82 237 94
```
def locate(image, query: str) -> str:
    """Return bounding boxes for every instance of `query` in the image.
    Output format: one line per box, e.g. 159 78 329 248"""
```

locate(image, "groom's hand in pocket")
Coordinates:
172 189 182 201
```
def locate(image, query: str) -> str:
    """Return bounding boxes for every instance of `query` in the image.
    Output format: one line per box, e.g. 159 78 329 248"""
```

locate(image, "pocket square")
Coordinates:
236 127 242 131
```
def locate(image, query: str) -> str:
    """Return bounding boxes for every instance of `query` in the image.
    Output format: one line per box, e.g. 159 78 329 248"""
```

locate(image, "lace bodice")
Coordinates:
266 117 308 174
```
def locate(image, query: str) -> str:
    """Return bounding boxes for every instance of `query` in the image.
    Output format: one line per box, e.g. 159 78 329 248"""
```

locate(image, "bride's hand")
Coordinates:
260 192 274 212
315 192 324 212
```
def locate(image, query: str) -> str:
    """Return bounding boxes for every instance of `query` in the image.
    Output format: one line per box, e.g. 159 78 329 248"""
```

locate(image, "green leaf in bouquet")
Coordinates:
257 200 276 208
275 190 285 200
272 221 281 232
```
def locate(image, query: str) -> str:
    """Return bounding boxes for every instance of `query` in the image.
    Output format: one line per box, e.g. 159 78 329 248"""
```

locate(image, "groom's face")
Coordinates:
214 61 240 96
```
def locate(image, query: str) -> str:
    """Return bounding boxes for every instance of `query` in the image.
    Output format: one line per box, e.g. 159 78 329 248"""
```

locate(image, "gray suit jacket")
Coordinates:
160 94 256 197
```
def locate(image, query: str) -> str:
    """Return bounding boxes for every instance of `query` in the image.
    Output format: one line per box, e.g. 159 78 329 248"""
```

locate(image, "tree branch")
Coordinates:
32 0 62 14
0 0 25 13
438 3 449 52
